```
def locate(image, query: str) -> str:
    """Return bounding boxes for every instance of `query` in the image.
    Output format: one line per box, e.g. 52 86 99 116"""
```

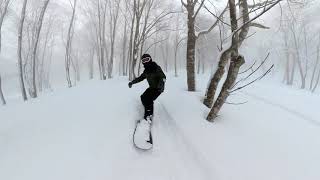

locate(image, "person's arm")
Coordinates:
132 72 146 84
159 67 166 80
156 66 166 92
128 72 146 88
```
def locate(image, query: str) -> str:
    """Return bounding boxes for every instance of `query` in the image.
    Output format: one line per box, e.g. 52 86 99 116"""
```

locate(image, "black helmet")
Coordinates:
141 54 152 64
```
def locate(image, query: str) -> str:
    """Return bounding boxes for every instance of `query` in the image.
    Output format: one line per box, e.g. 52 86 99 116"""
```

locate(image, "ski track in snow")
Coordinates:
243 92 320 127
123 99 214 180
156 102 216 180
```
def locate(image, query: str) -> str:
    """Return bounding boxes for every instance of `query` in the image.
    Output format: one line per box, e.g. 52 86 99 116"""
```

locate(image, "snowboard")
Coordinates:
133 119 153 150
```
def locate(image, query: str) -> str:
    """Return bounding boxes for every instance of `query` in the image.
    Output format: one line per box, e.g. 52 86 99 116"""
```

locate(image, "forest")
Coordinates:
1 1 320 180
0 0 319 118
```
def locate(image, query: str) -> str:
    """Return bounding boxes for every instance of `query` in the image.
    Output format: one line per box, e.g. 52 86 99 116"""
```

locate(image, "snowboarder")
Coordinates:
129 54 166 150
128 54 166 122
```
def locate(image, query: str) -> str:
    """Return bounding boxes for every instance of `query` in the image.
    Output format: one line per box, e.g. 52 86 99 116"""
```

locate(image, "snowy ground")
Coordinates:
0 74 319 180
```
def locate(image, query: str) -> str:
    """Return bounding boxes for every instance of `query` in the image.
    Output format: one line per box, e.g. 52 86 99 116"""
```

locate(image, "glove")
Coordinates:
128 82 133 88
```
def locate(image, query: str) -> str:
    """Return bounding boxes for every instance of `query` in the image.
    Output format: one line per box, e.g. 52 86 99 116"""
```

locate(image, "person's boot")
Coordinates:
144 109 153 120
144 115 153 144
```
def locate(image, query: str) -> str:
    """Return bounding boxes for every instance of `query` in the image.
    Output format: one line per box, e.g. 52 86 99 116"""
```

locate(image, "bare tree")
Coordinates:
181 0 205 91
83 0 109 80
180 0 228 91
161 38 170 72
310 35 320 90
311 34 320 92
204 0 280 108
107 0 120 78
277 1 317 91
196 47 201 74
0 0 10 52
172 14 186 77
281 24 291 85
0 0 10 104
312 67 320 93
206 0 240 120
65 0 77 88
290 22 307 89
37 14 55 92
129 0 146 80
125 0 173 80
99 0 107 80
18 0 28 101
0 74 5 105
28 0 50 98
206 0 281 121
174 37 186 77
82 1 100 79
88 0 108 80
121 20 128 76
88 44 95 79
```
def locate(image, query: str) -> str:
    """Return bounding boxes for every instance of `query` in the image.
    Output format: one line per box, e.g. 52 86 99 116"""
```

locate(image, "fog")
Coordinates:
0 0 319 102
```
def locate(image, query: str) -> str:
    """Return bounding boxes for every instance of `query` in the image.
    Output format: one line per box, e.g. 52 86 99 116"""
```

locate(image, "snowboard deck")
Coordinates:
133 119 153 150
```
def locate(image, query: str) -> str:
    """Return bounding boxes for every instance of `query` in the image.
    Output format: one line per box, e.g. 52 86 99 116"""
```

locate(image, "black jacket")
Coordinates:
131 62 166 92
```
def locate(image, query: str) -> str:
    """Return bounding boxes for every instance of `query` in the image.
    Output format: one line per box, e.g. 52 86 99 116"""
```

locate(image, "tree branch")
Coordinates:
250 22 270 29
181 0 187 7
193 0 205 19
196 5 229 39
230 65 274 93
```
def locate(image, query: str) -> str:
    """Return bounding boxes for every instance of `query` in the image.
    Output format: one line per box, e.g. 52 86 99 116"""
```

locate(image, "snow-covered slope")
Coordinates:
0 75 319 180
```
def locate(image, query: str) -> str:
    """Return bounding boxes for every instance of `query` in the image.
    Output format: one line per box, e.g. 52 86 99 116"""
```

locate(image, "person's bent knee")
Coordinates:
140 94 147 105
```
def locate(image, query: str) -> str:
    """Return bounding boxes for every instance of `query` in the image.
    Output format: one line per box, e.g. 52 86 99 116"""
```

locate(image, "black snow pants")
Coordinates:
140 88 162 119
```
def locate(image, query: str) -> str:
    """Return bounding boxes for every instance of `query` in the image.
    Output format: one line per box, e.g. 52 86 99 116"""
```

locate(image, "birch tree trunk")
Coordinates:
289 54 297 85
131 3 142 80
30 0 50 98
207 56 245 121
291 25 306 89
186 3 196 91
203 13 238 107
206 0 240 120
0 75 5 105
97 0 107 80
65 0 77 88
206 0 280 120
107 0 120 78
121 21 127 76
197 48 201 74
129 0 147 80
312 40 320 92
312 68 320 93
38 17 53 92
173 15 181 77
203 0 275 108
0 0 10 52
310 34 320 90
174 40 179 77
17 0 28 101
88 47 95 79
283 32 291 85
0 0 10 104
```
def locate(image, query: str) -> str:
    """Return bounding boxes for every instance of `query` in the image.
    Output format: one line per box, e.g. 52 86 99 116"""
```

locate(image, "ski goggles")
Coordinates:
141 57 151 64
